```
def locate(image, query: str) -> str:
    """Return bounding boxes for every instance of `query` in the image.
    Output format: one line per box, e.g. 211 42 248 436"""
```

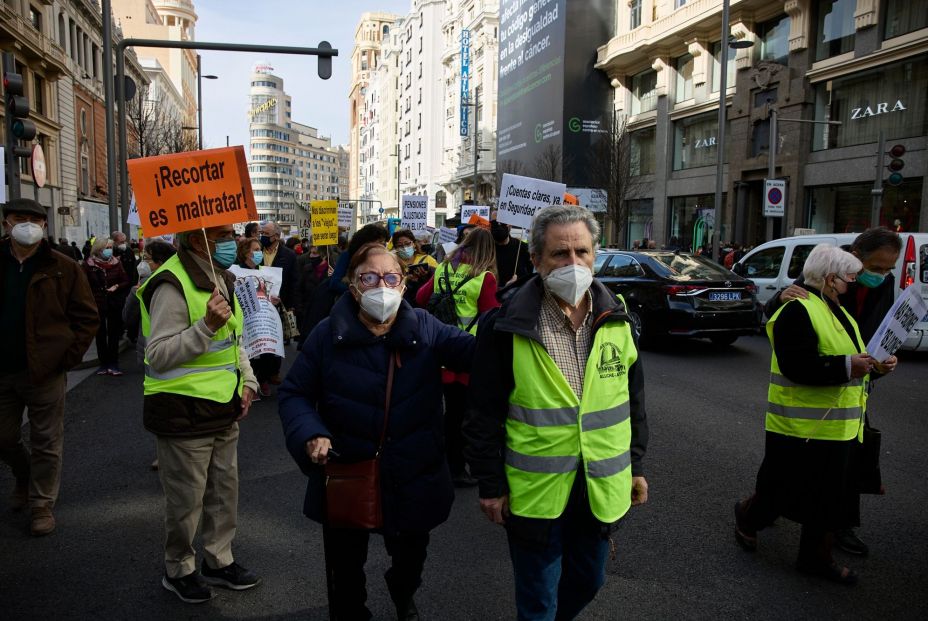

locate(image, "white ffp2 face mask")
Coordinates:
360 287 403 323
544 264 593 306
10 222 45 246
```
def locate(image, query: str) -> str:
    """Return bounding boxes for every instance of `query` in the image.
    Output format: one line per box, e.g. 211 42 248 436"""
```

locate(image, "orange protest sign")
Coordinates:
467 214 491 229
126 146 258 236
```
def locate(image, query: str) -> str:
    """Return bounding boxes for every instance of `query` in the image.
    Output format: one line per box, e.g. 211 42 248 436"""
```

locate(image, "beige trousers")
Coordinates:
156 423 239 578
0 371 67 509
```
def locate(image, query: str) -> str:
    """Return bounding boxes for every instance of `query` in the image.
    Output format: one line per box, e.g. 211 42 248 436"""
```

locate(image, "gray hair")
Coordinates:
261 220 282 235
530 205 601 257
803 243 863 288
90 237 112 256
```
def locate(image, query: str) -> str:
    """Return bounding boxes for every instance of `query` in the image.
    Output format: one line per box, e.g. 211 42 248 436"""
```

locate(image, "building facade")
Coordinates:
349 12 398 203
1 0 147 241
596 0 928 250
247 64 341 228
438 0 499 219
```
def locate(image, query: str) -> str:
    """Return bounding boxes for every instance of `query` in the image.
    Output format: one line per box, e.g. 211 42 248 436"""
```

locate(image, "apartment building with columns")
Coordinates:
596 0 927 250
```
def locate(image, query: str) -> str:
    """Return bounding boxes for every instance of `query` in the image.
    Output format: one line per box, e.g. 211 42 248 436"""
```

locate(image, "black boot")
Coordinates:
393 597 419 621
386 572 420 620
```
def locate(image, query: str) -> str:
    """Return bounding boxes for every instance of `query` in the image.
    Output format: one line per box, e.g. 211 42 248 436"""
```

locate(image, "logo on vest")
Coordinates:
597 342 626 379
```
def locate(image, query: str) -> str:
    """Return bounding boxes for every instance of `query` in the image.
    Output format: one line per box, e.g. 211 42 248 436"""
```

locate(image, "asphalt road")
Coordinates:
2 335 927 620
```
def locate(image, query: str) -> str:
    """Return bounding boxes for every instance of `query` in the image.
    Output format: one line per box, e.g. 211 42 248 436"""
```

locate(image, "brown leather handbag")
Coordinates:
324 352 396 529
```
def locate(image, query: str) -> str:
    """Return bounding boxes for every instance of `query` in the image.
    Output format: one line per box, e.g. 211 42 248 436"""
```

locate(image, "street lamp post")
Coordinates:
712 0 752 261
196 54 218 150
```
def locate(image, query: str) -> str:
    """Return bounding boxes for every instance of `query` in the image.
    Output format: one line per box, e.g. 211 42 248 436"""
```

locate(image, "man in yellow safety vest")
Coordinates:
138 224 261 604
465 205 649 620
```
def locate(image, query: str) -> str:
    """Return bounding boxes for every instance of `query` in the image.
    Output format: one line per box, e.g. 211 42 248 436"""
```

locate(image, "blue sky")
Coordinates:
196 0 411 150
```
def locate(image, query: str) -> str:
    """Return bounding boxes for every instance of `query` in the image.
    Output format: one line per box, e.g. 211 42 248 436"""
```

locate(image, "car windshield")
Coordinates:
649 253 734 281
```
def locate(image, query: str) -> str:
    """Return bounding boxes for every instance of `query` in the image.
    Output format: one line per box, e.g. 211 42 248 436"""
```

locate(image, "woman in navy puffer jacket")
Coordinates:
279 243 475 621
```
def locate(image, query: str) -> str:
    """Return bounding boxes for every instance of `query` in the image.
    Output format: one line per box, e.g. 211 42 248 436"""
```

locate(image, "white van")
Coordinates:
733 232 928 351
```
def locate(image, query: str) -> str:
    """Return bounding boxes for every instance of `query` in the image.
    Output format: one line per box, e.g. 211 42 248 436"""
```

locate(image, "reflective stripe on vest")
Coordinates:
137 254 243 403
439 262 487 334
765 294 867 442
505 321 637 523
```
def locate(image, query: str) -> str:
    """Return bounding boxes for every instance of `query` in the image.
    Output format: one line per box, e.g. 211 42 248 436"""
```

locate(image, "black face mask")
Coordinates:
260 235 273 248
421 244 434 255
491 224 510 243
309 256 322 267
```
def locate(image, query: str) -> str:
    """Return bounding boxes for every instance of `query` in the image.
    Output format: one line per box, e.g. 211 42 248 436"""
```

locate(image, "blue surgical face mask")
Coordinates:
397 246 415 260
101 248 114 260
252 250 264 265
212 239 237 268
857 269 887 288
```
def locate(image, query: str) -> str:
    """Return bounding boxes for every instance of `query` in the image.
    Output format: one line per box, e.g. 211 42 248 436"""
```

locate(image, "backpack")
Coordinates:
426 263 476 331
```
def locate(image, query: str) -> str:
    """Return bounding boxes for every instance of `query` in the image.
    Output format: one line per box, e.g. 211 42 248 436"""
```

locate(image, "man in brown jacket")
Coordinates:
0 198 99 536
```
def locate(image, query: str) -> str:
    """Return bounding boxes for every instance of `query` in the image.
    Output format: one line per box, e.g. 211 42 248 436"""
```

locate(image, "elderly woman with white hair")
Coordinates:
734 244 897 585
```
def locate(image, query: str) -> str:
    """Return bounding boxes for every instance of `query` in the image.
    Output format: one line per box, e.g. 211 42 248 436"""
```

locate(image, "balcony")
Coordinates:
0 4 69 78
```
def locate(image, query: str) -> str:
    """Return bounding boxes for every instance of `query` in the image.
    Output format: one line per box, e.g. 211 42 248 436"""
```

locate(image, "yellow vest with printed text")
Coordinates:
137 255 243 403
438 262 487 334
766 294 868 442
506 321 637 523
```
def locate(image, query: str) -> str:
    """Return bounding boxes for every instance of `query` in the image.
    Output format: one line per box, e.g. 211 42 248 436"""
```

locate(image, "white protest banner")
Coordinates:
438 227 457 245
401 195 428 232
496 174 567 229
460 205 491 222
230 273 284 359
441 241 458 256
228 265 283 299
338 202 354 228
866 285 928 361
126 193 141 226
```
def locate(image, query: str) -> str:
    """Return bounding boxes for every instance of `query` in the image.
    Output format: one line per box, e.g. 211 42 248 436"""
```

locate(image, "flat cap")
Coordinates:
2 198 47 219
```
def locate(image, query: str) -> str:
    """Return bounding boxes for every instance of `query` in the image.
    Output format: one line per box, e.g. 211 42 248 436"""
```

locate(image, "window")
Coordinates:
33 74 45 115
629 0 642 30
675 54 694 102
626 199 653 247
593 253 609 275
603 254 644 277
755 14 790 65
80 151 90 195
814 0 856 61
669 194 720 252
739 246 785 279
808 181 922 232
57 13 66 48
629 127 656 176
630 69 657 114
711 41 736 92
787 245 818 278
812 55 927 150
673 111 728 170
29 5 41 32
885 0 928 39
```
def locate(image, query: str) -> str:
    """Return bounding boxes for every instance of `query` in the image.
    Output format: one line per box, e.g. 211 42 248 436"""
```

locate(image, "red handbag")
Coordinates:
324 352 396 529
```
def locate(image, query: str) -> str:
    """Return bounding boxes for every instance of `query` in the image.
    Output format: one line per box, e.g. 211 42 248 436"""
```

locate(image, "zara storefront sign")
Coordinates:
850 100 905 120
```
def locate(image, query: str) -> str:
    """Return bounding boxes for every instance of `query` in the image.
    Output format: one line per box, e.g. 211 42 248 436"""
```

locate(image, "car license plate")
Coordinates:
709 291 741 302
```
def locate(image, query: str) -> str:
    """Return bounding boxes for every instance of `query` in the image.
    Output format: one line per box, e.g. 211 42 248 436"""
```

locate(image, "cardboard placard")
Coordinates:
401 195 428 232
338 203 354 228
126 146 258 236
438 227 458 244
126 193 141 226
310 200 339 246
866 285 928 361
460 205 491 222
496 174 566 229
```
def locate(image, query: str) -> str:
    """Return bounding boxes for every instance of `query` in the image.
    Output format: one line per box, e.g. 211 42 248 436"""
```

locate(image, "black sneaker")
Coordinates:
162 572 212 604
200 560 261 590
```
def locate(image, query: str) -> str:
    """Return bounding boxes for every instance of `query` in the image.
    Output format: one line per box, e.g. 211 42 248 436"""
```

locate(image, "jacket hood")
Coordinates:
494 274 631 341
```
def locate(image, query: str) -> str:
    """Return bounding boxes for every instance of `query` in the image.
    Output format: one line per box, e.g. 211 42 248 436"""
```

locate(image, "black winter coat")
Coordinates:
278 294 476 534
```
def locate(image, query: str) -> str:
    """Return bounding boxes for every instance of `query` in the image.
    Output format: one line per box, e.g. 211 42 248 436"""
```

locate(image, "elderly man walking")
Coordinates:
0 198 98 536
138 224 261 603
465 205 649 620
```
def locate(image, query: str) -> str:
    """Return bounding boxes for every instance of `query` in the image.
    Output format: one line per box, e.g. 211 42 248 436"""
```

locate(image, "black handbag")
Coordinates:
856 422 883 495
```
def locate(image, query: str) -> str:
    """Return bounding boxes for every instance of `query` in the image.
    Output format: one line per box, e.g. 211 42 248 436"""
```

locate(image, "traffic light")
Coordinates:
886 144 905 187
317 41 333 80
4 72 37 157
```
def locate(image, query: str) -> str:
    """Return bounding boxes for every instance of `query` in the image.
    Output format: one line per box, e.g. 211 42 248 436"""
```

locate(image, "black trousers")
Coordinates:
95 304 123 366
323 525 429 621
442 382 468 477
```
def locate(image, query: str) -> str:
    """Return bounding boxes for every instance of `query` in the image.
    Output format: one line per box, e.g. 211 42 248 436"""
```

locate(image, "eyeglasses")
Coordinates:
357 272 403 288
141 255 152 262
836 275 857 285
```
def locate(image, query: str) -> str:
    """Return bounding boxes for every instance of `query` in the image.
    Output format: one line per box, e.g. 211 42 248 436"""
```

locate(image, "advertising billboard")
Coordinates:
496 0 614 187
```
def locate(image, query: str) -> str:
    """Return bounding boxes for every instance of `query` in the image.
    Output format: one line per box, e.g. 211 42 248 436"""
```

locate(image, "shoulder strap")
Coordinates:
375 351 396 456
443 262 474 295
